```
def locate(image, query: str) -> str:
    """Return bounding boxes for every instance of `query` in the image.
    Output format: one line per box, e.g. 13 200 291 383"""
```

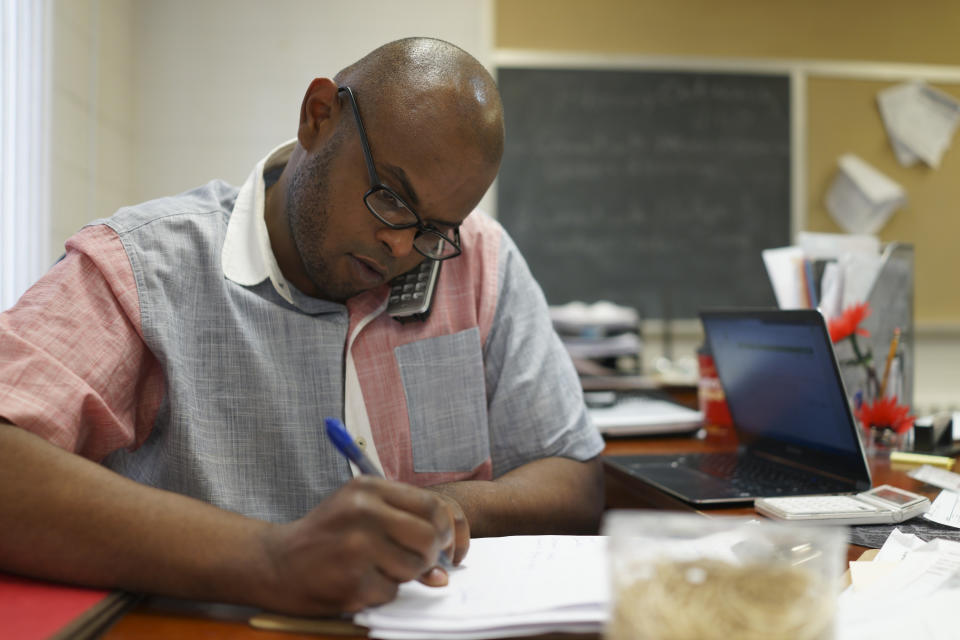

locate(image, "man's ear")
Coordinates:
298 78 340 151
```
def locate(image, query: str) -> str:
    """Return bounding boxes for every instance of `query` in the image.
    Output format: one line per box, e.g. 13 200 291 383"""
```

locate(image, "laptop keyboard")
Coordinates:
685 452 845 495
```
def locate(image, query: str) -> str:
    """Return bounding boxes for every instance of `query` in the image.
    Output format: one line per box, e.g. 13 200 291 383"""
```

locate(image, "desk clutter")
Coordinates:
549 301 642 376
840 529 960 640
762 232 914 411
585 391 703 437
282 501 960 640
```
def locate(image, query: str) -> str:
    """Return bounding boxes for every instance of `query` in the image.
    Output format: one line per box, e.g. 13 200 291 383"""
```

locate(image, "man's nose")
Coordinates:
376 226 418 259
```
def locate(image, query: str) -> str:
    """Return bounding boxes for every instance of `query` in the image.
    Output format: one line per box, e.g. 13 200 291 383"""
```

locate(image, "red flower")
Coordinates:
828 302 871 343
856 396 915 434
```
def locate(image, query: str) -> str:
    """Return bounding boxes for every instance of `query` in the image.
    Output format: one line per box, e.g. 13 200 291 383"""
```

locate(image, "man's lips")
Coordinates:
350 254 388 286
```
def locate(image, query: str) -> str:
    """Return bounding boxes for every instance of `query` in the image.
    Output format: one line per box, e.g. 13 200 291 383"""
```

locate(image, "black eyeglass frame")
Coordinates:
337 86 462 261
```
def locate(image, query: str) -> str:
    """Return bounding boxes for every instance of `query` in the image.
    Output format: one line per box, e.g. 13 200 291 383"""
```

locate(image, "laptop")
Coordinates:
605 309 872 506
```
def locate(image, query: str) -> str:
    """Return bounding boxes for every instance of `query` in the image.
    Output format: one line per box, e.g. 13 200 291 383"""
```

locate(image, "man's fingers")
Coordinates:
432 492 470 565
418 566 449 588
339 566 402 613
347 477 455 573
372 478 455 541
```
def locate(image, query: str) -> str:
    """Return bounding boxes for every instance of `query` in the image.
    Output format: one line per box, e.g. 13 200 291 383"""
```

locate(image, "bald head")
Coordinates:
334 38 504 167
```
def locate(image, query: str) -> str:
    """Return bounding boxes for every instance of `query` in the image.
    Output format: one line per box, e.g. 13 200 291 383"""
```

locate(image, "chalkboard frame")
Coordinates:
496 49 808 323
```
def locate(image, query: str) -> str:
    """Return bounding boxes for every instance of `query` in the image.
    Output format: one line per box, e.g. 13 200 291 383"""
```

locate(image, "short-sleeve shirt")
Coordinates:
0 141 603 522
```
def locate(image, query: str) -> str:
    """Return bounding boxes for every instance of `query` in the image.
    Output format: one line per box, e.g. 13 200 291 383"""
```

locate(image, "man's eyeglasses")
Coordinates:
338 86 461 261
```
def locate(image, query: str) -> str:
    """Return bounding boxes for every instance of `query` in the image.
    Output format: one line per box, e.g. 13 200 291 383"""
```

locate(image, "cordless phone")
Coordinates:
386 259 441 323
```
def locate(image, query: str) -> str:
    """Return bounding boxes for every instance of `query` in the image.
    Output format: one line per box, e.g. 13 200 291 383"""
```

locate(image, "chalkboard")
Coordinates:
496 67 791 319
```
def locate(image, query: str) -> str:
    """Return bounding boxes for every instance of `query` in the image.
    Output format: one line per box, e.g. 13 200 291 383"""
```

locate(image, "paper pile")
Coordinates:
354 536 608 639
838 529 960 640
762 231 882 320
549 301 642 374
824 154 906 235
877 81 960 169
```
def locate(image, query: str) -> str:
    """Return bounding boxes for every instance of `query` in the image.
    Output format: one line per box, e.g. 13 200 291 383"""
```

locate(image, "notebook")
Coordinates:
605 309 872 505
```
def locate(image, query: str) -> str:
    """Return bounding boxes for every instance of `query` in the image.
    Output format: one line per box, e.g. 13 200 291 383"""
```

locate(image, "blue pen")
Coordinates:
324 417 453 568
324 417 382 476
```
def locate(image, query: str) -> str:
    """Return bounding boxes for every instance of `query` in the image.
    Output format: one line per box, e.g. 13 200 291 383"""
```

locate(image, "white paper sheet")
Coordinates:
761 246 806 309
838 252 883 308
877 81 960 169
796 231 880 261
908 465 960 492
354 536 608 640
923 490 960 529
837 531 960 640
824 154 906 235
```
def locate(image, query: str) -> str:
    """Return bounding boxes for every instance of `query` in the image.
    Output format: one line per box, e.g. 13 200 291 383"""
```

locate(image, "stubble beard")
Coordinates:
285 137 353 303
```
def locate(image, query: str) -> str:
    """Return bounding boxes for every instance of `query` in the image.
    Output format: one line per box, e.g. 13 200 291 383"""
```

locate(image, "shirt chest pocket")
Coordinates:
395 327 490 473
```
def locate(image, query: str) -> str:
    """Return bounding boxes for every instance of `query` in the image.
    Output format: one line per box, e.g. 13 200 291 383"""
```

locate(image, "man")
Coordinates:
0 38 603 615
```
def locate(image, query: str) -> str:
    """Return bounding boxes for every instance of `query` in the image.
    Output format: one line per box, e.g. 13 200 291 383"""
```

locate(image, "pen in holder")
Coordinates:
828 243 915 453
833 243 914 410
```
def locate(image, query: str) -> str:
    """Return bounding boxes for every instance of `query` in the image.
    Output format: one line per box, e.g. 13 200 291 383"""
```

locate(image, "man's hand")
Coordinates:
418 491 470 587
0 422 472 617
258 476 466 614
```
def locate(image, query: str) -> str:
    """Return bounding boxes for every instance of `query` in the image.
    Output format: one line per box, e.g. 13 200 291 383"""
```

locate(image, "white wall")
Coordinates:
132 0 493 205
49 0 492 257
51 0 138 259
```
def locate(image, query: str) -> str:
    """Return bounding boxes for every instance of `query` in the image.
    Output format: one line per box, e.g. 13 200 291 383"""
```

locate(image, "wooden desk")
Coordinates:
102 432 951 639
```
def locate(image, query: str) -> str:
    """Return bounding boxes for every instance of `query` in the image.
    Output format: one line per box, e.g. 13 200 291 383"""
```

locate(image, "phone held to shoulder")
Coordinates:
754 484 930 526
387 259 441 323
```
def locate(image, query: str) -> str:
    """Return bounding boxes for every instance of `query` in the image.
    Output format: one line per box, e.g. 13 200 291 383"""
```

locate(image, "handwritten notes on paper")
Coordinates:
354 536 608 639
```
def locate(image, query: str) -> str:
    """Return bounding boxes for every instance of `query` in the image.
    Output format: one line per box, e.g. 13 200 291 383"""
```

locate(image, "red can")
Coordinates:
697 348 733 429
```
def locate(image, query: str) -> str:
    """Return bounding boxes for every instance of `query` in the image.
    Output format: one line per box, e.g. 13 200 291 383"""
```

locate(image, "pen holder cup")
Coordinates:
602 511 846 640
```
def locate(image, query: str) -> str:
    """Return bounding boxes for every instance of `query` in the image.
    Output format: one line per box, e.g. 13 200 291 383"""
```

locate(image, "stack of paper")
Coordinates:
761 231 882 320
354 536 608 639
838 529 960 639
549 301 642 375
877 81 960 169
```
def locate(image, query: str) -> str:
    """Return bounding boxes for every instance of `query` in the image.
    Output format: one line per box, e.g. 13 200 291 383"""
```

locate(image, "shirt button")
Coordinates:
356 437 367 451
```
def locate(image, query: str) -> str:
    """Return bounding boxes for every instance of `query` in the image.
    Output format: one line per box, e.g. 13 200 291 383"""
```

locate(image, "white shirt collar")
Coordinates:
221 139 298 305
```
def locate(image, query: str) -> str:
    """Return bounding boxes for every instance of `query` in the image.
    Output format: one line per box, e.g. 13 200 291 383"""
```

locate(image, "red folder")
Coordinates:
0 573 135 639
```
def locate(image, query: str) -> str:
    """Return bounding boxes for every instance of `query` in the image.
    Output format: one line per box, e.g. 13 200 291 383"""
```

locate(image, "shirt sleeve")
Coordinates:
0 224 164 461
482 230 605 478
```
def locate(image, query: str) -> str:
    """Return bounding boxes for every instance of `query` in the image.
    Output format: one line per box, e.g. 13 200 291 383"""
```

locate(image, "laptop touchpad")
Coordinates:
638 465 748 501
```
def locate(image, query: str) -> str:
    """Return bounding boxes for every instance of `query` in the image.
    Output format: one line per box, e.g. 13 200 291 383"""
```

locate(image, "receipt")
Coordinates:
908 464 960 492
924 491 960 529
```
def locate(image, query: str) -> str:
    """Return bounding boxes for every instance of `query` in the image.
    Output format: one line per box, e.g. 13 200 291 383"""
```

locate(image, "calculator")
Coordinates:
386 259 441 323
755 485 930 525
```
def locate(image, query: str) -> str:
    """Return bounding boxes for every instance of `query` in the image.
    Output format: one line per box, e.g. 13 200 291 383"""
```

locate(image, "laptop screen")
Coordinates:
701 310 869 479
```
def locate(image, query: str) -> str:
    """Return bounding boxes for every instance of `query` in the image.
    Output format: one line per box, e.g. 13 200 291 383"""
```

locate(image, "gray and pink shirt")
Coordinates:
0 141 602 523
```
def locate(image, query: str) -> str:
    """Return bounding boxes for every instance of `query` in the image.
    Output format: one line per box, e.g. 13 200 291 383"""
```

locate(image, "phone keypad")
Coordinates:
388 261 439 321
